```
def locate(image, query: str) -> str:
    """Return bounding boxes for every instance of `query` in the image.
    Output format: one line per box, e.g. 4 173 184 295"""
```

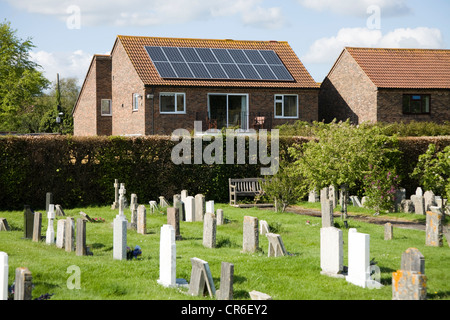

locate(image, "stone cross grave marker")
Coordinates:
111 179 119 209
129 193 138 229
216 262 234 300
188 257 216 298
45 204 56 244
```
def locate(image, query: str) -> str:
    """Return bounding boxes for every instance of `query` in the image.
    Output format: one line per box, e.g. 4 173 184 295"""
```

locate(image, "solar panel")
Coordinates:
145 46 293 81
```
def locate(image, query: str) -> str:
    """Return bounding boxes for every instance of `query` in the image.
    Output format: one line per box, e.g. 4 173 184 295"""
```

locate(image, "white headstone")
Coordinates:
149 201 158 213
157 224 176 287
46 204 56 244
113 195 128 260
346 228 382 289
206 200 214 214
259 220 269 235
184 196 195 222
0 252 8 300
56 219 66 249
416 187 423 197
180 190 188 203
320 227 343 277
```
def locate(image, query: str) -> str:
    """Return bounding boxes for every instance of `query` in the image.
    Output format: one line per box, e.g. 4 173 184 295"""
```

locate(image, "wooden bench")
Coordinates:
229 178 265 206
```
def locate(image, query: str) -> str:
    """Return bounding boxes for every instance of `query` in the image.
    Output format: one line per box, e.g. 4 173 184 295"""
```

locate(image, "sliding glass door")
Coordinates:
208 93 248 130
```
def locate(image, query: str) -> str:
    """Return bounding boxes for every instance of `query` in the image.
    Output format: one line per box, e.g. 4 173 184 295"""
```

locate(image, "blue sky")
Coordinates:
1 0 449 85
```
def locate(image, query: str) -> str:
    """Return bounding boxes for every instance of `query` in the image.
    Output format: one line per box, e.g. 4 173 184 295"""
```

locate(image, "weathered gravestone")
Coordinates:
216 209 224 225
129 193 138 229
188 257 216 298
76 218 87 256
329 185 338 208
195 194 205 222
203 212 217 248
14 267 32 300
411 195 425 215
45 205 55 244
32 212 42 243
384 223 393 240
0 252 8 300
392 248 426 300
321 199 334 228
159 196 169 208
216 262 234 300
0 218 10 231
149 201 158 213
320 187 329 205
394 188 406 212
65 217 75 252
400 199 415 213
137 205 146 235
242 216 259 253
424 191 437 212
426 210 443 247
320 227 344 278
167 207 182 240
56 219 66 249
80 211 93 222
55 204 65 216
308 189 319 203
259 220 269 235
346 228 382 289
173 194 185 221
45 192 53 212
266 233 287 257
184 196 195 222
23 205 34 239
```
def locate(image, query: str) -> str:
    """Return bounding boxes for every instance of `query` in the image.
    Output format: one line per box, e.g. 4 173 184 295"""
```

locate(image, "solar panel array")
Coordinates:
145 46 294 81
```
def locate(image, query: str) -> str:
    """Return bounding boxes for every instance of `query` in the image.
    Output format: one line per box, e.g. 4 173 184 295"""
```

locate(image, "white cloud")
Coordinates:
29 49 92 85
302 27 445 64
297 0 411 17
5 0 286 29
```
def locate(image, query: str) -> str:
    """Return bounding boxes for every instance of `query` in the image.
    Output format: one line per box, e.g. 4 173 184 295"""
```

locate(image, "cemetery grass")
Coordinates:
1 204 449 300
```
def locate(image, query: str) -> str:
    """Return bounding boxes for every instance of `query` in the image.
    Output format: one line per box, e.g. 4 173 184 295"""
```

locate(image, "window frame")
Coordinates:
132 93 140 112
159 92 186 114
274 94 299 119
100 99 112 116
402 94 431 115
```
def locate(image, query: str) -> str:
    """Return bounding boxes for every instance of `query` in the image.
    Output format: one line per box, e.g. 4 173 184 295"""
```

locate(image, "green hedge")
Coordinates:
0 135 449 210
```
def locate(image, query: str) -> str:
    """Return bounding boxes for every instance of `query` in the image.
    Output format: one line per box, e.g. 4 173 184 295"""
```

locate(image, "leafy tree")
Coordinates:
0 20 50 131
411 144 450 199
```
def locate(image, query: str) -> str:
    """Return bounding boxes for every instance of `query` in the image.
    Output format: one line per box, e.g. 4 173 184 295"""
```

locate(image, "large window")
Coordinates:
101 99 112 116
274 94 298 118
160 93 186 114
402 94 430 114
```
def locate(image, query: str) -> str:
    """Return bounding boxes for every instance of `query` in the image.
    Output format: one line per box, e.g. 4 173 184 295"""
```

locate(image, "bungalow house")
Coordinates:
319 47 450 124
72 35 319 136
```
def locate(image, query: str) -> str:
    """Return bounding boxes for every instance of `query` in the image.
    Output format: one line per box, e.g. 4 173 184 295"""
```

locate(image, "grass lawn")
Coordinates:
0 203 449 300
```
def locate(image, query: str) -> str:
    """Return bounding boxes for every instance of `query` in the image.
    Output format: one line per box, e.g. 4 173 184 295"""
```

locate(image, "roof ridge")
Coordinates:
345 46 450 52
117 35 289 44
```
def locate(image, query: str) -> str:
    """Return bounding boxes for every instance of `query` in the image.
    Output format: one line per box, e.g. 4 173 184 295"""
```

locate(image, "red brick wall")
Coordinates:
377 89 450 124
111 40 146 136
319 49 378 124
96 56 112 135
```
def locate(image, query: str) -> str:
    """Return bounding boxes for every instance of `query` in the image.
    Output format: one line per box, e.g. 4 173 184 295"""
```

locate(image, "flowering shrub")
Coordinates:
92 217 105 223
126 245 142 260
363 165 400 213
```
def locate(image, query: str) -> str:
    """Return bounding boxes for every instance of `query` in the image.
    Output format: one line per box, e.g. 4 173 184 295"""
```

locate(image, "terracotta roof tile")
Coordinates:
346 47 450 89
116 35 318 88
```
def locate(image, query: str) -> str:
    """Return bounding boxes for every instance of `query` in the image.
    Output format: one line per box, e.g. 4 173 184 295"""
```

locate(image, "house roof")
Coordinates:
115 35 319 88
345 47 450 89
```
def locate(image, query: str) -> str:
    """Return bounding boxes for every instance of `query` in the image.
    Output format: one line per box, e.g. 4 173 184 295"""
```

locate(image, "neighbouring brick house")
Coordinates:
73 35 319 136
319 47 450 124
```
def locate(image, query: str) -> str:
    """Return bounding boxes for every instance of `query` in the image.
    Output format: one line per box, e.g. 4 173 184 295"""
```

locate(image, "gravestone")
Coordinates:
392 248 426 300
188 257 216 298
361 196 368 208
167 207 182 240
184 196 195 222
411 195 425 215
249 290 272 300
137 205 147 235
111 179 120 209
173 194 185 221
329 185 338 208
113 189 128 260
259 220 269 235
384 223 393 240
346 228 382 289
216 209 224 225
0 218 10 231
216 262 234 300
56 219 66 249
76 218 87 256
45 192 53 212
32 212 42 242
45 205 55 244
80 211 93 222
65 217 75 252
55 204 65 216
423 191 436 212
14 267 32 300
401 199 415 213
23 205 34 239
308 189 319 203
149 201 158 213
416 187 423 197
0 252 8 300
350 196 362 207
157 225 188 288
242 216 259 253
203 212 217 248
320 187 329 205
266 233 287 257
119 183 128 208
195 194 205 222
206 200 214 214
426 211 443 247
320 227 344 278
180 190 188 203
159 196 169 208
395 188 406 212
130 193 138 229
321 199 334 228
